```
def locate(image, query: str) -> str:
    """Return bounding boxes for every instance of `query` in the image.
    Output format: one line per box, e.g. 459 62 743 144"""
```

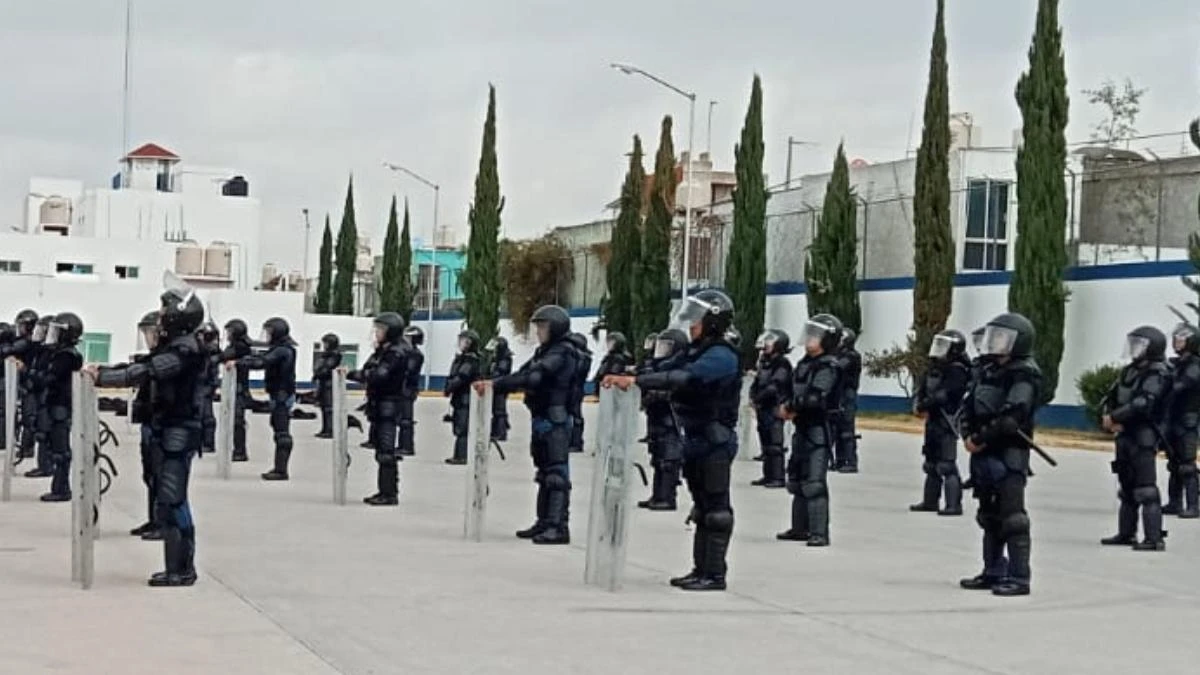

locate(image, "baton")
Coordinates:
940 408 1057 468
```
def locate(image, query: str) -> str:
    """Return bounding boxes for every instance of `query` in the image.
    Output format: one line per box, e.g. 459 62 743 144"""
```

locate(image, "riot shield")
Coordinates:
736 373 757 461
216 362 236 480
590 388 610 458
2 357 17 502
331 368 349 505
70 372 100 590
584 385 641 591
463 386 494 541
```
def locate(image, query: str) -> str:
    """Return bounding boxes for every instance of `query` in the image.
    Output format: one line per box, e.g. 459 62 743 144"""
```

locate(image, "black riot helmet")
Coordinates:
606 331 627 354
980 313 1035 359
804 313 844 354
373 312 405 346
458 329 480 353
404 325 425 347
1125 325 1167 363
321 332 340 352
970 327 986 357
14 309 38 337
929 329 967 361
674 289 734 340
485 335 508 354
654 328 689 359
32 315 54 343
137 310 161 351
755 329 791 356
724 326 742 349
840 328 858 350
1172 323 1200 356
642 332 658 352
46 312 83 347
531 304 571 344
261 317 291 344
159 273 205 338
224 318 248 342
197 321 219 345
566 332 590 352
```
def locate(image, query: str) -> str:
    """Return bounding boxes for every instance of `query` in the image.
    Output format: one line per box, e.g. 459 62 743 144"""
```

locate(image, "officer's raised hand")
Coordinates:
472 379 492 395
602 374 635 391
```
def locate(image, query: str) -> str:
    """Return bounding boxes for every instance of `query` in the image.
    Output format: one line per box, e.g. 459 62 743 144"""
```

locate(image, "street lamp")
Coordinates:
785 137 818 189
611 62 697 300
382 161 439 390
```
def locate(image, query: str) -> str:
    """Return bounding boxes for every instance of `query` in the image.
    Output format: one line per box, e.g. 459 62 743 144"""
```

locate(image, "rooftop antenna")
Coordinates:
121 0 133 158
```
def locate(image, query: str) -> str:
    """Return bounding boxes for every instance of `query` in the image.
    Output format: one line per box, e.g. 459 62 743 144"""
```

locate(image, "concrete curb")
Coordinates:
857 416 1112 452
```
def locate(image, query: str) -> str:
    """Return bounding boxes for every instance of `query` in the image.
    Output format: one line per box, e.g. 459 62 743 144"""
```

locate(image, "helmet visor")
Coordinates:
139 325 160 351
605 337 616 352
642 336 655 350
929 334 955 359
458 337 472 352
45 322 63 345
485 338 498 351
161 270 196 312
654 338 676 359
1172 324 1194 352
981 325 1018 357
971 330 985 354
535 322 551 344
1124 335 1151 361
803 320 836 347
31 323 47 343
755 331 778 353
673 295 719 328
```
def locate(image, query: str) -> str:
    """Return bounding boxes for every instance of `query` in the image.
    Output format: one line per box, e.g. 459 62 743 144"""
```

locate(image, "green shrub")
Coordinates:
1076 363 1122 430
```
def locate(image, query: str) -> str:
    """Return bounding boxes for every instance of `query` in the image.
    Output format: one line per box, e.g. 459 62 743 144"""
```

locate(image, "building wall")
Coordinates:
1077 155 1200 257
0 232 176 280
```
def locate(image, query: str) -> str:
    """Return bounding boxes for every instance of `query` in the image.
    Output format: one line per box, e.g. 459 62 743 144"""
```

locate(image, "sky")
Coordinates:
1 0 1197 274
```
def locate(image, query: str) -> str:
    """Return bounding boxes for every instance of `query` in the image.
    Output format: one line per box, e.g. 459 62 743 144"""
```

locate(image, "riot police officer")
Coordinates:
911 329 969 516
443 330 481 465
241 317 297 481
219 319 253 462
567 332 593 453
637 328 688 510
777 314 842 547
833 328 862 473
593 332 634 387
959 313 1041 596
636 332 658 445
606 290 741 591
23 315 55 478
1101 325 1170 550
398 325 425 456
313 333 342 439
476 305 579 545
34 312 84 502
0 323 14 450
486 336 512 442
0 310 39 461
196 322 220 455
90 282 207 586
1163 323 1200 519
126 310 164 540
750 329 793 489
348 313 413 505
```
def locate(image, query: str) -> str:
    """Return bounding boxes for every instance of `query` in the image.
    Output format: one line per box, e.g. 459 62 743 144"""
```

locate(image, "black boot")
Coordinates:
646 465 677 510
149 526 197 587
681 517 731 591
1134 499 1166 551
759 454 786 489
517 484 549 538
961 530 1007 590
638 467 660 508
777 493 810 540
939 473 963 516
532 489 570 544
1101 500 1138 545
910 474 940 512
1164 472 1182 515
1181 472 1199 519
232 424 248 461
993 531 1032 596
807 490 830 546
365 463 400 506
671 523 707 587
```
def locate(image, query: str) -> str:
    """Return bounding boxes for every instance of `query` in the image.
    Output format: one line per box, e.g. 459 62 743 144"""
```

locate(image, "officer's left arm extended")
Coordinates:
495 349 568 394
1109 368 1167 426
971 371 1040 447
783 361 838 414
96 351 187 389
240 345 289 372
445 357 478 395
636 346 739 392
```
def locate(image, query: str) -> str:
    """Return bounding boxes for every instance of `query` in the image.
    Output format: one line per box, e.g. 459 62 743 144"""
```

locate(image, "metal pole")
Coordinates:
301 208 311 298
982 179 992 269
786 136 794 190
121 0 132 160
425 185 438 392
682 95 695 300
706 100 717 154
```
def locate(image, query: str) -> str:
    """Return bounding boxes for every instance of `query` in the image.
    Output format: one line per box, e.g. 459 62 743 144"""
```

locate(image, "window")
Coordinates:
115 265 140 279
415 264 442 310
312 343 358 372
0 260 20 273
56 262 95 275
963 179 1010 271
81 333 111 364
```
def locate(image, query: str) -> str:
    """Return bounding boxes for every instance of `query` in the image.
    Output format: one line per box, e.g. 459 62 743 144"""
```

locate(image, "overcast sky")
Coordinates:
1 0 1197 272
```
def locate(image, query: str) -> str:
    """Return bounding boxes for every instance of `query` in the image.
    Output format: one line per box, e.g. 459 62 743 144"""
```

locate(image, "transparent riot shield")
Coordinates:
463 386 494 541
584 385 641 591
70 372 100 590
736 373 757 461
216 362 236 480
2 357 17 502
331 368 349 505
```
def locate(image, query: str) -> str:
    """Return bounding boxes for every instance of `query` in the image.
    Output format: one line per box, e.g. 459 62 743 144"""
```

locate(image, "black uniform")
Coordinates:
197 323 220 454
32 314 84 501
313 333 342 438
488 337 512 442
833 329 861 472
959 312 1041 597
642 290 741 592
750 330 793 489
127 310 164 540
349 313 413 505
219 320 253 461
911 330 970 516
23 316 55 476
0 322 13 450
593 332 634 387
399 326 425 456
779 314 843 547
637 329 688 510
444 330 482 465
495 305 579 545
567 333 592 454
1 311 39 462
96 292 207 587
241 317 297 481
1101 325 1170 550
1164 323 1200 518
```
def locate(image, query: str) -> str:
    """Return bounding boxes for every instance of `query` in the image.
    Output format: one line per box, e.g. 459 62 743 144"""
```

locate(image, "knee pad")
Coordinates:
936 461 958 478
703 509 734 534
1134 486 1161 505
274 432 294 452
800 480 826 499
375 451 398 466
1000 512 1030 537
544 473 571 492
921 460 936 475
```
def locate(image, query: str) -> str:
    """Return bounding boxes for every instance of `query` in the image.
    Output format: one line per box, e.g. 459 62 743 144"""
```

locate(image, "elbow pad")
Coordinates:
148 353 182 379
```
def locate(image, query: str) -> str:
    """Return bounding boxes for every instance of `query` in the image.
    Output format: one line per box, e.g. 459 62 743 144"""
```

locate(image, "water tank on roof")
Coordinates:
174 240 204 277
39 197 71 227
204 241 232 278
221 175 249 197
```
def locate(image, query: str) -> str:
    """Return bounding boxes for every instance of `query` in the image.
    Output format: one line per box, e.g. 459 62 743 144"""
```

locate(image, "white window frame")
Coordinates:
962 178 1011 272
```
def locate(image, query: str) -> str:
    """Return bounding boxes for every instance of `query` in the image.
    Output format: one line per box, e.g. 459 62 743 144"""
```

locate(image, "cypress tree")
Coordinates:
314 214 333 313
911 0 955 363
637 115 676 337
725 74 770 367
332 177 358 315
379 195 401 312
805 143 861 331
462 84 504 349
1009 0 1070 402
398 199 415 324
606 135 645 346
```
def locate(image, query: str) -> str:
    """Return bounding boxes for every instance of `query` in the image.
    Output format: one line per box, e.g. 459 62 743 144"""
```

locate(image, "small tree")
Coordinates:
1082 78 1147 146
397 199 415 324
332 177 358 315
314 214 333 313
726 74 770 367
805 142 861 331
1084 77 1152 259
606 135 645 344
500 236 575 336
636 115 676 338
462 84 505 349
379 196 401 313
